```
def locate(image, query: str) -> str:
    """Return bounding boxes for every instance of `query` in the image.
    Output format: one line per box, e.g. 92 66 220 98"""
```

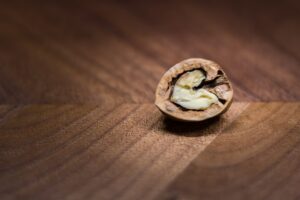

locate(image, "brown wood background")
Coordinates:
0 1 299 200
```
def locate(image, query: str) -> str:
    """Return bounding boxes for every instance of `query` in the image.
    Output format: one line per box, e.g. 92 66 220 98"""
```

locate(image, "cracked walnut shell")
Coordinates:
155 58 233 122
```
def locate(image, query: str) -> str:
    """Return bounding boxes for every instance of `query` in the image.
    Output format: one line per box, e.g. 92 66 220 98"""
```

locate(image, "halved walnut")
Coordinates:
155 58 233 121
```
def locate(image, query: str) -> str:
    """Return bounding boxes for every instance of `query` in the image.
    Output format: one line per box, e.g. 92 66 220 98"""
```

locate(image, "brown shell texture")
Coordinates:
155 58 233 122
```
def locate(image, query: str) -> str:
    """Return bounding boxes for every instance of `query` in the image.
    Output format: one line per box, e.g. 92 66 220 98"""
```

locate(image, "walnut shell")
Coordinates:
155 58 233 122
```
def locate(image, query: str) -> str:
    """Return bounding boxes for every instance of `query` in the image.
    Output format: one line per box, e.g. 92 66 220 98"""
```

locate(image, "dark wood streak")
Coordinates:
0 104 121 192
0 105 98 172
67 2 164 82
3 105 140 194
0 106 17 123
3 3 158 102
0 105 75 131
0 14 136 103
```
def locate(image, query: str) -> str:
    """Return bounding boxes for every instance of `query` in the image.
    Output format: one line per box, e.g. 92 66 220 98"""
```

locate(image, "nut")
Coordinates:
170 70 219 110
155 58 233 121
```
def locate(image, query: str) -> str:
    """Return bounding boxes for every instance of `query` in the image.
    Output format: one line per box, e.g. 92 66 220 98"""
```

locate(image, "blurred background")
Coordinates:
0 0 299 104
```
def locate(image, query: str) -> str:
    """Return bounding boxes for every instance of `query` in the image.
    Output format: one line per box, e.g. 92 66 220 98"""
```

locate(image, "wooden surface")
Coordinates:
0 1 300 200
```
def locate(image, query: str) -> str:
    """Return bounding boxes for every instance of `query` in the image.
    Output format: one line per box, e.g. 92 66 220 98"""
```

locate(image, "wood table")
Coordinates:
0 1 299 199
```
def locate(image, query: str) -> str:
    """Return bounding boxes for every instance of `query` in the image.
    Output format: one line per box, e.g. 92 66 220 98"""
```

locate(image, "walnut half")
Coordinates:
155 58 233 122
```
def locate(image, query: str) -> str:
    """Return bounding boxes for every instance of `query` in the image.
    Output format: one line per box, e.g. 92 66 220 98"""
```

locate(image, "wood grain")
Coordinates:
0 103 248 200
0 1 300 200
0 0 299 103
0 103 299 200
161 103 300 200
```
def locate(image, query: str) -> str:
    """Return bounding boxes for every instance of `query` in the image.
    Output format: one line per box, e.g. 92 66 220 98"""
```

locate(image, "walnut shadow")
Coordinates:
160 115 222 137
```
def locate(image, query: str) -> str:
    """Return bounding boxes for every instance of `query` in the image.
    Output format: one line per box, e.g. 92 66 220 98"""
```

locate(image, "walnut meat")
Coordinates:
155 58 233 121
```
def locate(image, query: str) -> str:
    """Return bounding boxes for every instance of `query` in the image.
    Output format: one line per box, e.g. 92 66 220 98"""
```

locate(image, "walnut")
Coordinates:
155 58 233 121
